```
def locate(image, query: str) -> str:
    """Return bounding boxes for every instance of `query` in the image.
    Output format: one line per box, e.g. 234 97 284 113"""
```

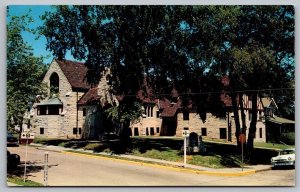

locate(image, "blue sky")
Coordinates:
8 5 75 64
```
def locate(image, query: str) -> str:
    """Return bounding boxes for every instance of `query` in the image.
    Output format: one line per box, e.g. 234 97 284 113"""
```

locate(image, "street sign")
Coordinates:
239 134 246 144
20 132 35 145
21 132 35 139
182 130 190 137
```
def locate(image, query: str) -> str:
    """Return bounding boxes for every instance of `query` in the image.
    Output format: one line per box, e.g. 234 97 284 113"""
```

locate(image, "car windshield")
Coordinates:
279 150 295 155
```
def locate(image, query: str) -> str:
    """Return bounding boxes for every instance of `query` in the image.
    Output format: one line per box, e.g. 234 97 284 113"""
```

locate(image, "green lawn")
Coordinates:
254 142 295 150
130 137 244 168
7 176 43 186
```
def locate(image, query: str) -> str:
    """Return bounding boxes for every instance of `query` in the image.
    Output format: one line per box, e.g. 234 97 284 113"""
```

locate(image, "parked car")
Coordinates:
7 150 20 170
7 132 19 146
271 148 295 169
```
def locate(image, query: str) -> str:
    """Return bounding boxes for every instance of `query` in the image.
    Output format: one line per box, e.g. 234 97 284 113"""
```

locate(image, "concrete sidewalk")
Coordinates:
31 143 271 176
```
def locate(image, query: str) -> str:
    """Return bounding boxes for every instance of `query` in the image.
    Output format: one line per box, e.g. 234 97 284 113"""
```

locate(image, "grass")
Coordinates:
130 138 244 168
203 137 235 144
83 143 110 152
132 149 182 162
131 148 238 168
7 176 43 186
254 142 295 150
33 137 67 146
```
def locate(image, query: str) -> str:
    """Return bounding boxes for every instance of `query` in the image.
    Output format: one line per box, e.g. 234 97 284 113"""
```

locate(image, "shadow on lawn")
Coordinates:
132 138 182 153
34 137 278 166
7 160 58 178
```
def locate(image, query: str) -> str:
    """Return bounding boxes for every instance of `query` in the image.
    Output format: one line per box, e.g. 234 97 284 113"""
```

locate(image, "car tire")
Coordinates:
292 162 295 169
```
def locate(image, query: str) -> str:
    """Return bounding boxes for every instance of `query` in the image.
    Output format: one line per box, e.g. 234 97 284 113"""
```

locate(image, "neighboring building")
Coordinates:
262 98 295 143
29 59 294 143
129 94 273 143
130 91 294 143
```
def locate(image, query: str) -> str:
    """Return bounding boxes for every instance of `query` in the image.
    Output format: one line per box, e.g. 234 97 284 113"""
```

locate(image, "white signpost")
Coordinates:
182 130 190 168
44 152 49 186
239 133 246 172
22 132 35 182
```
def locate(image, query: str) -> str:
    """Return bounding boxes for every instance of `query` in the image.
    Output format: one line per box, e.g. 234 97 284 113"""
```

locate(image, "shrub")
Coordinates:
33 137 46 144
83 143 108 152
33 137 67 146
58 142 67 147
280 132 295 145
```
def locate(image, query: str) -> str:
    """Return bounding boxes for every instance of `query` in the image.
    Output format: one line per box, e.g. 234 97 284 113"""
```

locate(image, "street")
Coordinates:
7 146 295 186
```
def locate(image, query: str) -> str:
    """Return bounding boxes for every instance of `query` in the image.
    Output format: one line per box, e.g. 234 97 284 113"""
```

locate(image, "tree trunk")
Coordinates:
239 93 247 154
247 92 258 164
239 93 247 134
231 92 241 148
119 119 131 153
18 122 23 143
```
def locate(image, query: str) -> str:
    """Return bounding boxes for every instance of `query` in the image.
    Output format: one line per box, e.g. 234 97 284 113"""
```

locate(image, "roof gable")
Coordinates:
55 59 92 90
261 97 278 109
78 88 100 105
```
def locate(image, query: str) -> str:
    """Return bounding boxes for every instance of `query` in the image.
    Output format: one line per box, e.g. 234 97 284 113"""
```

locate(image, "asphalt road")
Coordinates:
7 146 295 186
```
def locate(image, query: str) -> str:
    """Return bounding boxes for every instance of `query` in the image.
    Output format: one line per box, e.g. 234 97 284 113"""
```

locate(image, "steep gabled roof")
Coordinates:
161 103 180 117
55 59 92 90
261 97 278 109
77 88 100 105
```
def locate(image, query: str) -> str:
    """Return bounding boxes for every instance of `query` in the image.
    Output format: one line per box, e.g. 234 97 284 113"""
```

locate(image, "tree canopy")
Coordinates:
39 5 294 154
7 9 48 132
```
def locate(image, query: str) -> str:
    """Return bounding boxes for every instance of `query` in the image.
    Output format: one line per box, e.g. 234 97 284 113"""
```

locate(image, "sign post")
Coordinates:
23 138 28 182
21 132 35 182
44 152 49 186
182 130 190 168
239 133 246 172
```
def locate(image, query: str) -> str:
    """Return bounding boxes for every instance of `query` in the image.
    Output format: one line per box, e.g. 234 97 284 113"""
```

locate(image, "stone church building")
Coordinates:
28 59 294 143
29 59 119 139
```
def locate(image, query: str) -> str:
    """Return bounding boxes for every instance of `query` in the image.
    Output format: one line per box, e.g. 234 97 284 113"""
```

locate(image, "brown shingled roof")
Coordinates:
55 59 92 90
161 105 179 117
77 87 100 105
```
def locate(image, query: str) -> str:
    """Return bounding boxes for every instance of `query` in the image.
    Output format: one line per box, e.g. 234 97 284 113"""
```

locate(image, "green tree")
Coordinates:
7 9 48 132
222 6 294 161
39 6 294 157
39 5 222 147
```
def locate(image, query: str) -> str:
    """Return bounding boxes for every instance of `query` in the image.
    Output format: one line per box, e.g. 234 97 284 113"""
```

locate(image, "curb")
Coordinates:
35 146 63 153
255 167 272 173
61 150 259 177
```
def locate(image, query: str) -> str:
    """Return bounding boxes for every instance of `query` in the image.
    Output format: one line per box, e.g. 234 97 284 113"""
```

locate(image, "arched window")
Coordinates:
50 72 59 96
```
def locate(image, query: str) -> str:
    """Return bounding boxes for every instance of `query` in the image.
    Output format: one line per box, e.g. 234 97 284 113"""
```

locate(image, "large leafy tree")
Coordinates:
40 6 294 156
7 9 48 132
40 6 222 149
215 6 295 161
